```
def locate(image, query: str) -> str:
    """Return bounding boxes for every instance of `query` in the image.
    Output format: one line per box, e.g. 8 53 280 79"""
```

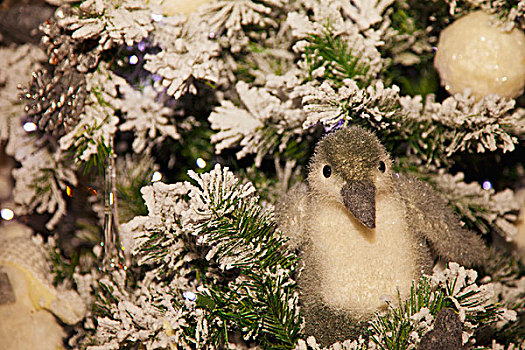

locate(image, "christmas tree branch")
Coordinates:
303 28 373 88
105 166 302 349
187 165 301 349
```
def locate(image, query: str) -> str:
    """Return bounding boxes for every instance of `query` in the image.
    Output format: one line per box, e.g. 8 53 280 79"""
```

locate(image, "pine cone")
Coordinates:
23 67 86 136
22 6 105 137
40 7 103 73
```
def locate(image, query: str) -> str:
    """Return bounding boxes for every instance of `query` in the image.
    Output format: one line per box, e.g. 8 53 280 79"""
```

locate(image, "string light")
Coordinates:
151 13 163 22
129 55 139 65
482 181 492 190
0 208 14 221
23 121 37 132
196 158 206 169
151 171 162 182
183 291 197 301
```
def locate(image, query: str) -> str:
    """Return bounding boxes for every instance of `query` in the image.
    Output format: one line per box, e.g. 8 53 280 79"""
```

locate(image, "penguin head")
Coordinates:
307 126 393 229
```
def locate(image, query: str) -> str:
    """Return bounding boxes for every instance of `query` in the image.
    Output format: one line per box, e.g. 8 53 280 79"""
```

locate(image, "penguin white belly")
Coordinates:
309 194 418 314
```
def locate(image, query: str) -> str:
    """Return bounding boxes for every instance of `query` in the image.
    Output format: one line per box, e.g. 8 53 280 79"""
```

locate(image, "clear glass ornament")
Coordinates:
100 147 128 272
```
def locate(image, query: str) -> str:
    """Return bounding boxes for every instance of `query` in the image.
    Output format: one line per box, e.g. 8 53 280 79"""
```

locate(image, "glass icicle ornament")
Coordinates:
99 146 128 272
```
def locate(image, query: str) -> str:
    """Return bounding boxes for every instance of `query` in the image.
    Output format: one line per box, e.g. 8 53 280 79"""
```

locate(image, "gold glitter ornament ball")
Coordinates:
434 11 525 100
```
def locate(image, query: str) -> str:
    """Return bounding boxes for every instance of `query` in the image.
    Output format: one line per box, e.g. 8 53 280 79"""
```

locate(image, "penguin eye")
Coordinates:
378 161 386 173
323 165 332 178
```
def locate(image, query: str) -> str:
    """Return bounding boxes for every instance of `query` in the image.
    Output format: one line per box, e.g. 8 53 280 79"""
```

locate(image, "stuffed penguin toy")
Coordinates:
277 126 487 346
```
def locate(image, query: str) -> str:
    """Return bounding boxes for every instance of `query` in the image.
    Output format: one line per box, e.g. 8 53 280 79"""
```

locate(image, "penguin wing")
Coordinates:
398 175 487 267
275 182 310 249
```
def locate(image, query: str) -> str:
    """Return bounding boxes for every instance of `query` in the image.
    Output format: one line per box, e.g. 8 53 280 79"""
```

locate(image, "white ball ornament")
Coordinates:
434 11 525 100
161 0 214 16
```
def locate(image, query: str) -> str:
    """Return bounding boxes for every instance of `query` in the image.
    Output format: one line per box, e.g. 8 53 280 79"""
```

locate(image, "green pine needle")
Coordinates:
303 28 372 88
193 180 300 349
369 275 501 350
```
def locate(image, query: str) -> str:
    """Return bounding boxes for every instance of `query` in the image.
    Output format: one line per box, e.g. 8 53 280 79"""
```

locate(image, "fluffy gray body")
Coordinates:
276 127 487 346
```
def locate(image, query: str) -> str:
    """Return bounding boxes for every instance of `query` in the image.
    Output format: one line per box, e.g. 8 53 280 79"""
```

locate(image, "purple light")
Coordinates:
138 41 146 52
324 120 346 132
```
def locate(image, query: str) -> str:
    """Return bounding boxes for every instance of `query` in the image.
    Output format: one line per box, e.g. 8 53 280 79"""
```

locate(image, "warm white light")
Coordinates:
151 13 163 22
0 208 14 221
23 122 37 132
151 171 162 182
183 291 197 301
482 181 492 190
129 55 139 65
196 158 206 169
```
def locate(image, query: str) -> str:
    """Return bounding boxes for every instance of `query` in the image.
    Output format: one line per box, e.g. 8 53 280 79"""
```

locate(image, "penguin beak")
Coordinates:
340 181 376 229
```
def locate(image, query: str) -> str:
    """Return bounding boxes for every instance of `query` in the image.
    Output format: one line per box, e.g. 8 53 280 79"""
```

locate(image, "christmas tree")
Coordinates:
0 0 524 349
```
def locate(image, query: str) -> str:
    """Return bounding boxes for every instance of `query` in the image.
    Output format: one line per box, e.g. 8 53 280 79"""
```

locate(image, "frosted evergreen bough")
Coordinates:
6 121 76 229
95 165 301 349
338 0 395 31
87 270 193 350
118 85 179 153
399 93 523 165
210 81 306 166
70 0 156 47
430 171 521 240
58 67 125 165
295 335 373 350
184 165 301 349
368 262 516 349
200 0 281 53
301 79 400 130
144 39 224 98
287 3 384 85
144 12 225 99
11 147 76 229
122 180 196 283
185 164 258 224
441 0 525 30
